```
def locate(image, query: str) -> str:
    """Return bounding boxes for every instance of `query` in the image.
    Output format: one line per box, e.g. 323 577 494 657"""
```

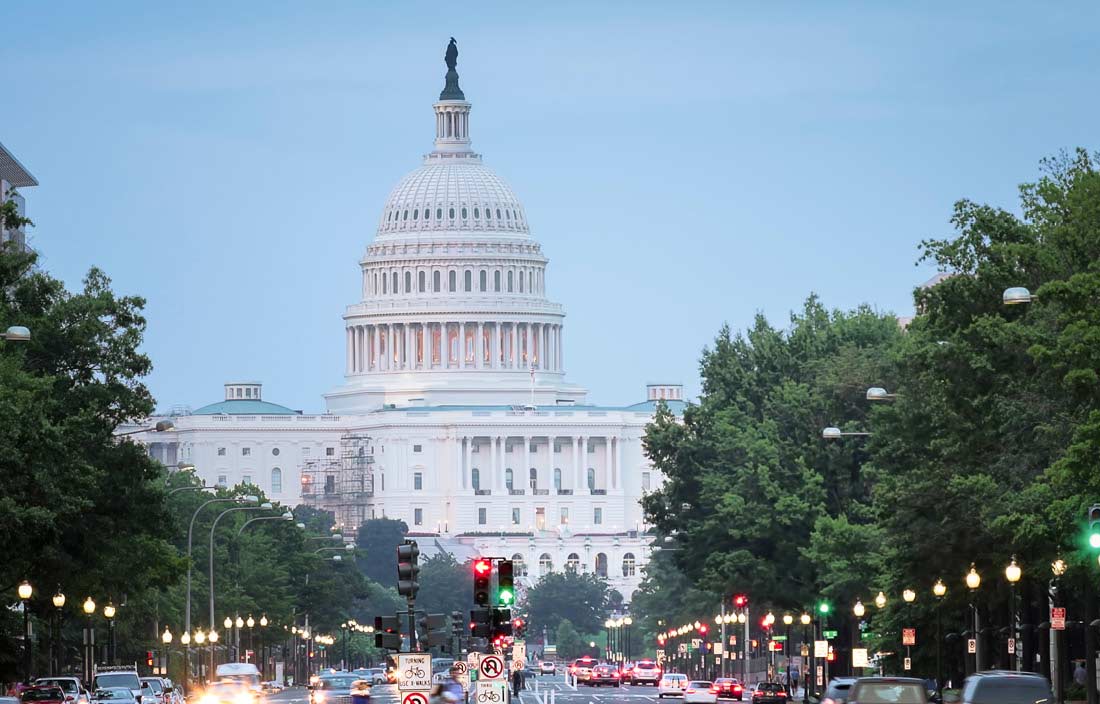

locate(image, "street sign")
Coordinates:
967 638 977 654
402 692 430 704
1008 638 1016 655
453 661 469 676
903 657 912 671
691 638 702 649
513 641 526 669
814 640 828 658
853 649 868 668
480 654 505 680
800 644 809 657
772 635 787 642
678 643 687 653
1052 607 1067 630
398 653 432 691
474 680 506 704
713 643 724 655
467 652 482 671
823 629 838 639
816 666 823 686
902 628 916 646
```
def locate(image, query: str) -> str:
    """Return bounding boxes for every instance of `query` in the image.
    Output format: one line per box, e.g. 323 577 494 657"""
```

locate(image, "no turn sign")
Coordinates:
402 692 430 704
480 654 505 680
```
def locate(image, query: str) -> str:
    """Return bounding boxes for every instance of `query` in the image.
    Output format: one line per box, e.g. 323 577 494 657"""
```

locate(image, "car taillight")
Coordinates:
734 685 743 692
709 687 719 694
685 689 694 694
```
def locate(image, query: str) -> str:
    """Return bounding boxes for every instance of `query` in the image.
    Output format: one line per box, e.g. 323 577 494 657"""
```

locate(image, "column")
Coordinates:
476 322 484 369
581 437 589 491
616 435 624 490
494 323 502 369
523 436 531 491
346 328 353 374
455 435 464 490
459 322 467 369
511 323 519 369
573 437 581 491
388 324 396 370
438 323 445 368
465 437 474 492
358 326 366 373
404 324 411 370
526 323 534 370
373 325 380 371
558 325 564 371
421 323 428 369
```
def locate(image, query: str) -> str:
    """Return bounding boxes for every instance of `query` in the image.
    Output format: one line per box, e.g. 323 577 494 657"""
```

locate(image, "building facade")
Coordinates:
0 142 38 251
129 49 682 599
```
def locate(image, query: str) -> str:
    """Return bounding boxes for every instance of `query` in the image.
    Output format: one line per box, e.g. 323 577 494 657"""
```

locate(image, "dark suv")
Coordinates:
959 671 1052 704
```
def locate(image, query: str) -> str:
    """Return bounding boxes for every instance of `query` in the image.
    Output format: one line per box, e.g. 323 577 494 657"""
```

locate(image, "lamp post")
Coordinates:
162 628 173 677
604 619 613 663
902 589 915 675
236 616 245 663
208 629 220 677
933 579 946 695
624 617 633 666
194 629 207 685
259 615 268 678
800 613 811 704
52 589 66 676
209 503 270 643
82 597 96 685
104 602 118 666
852 601 865 678
181 630 191 694
782 614 793 692
965 564 982 673
247 616 255 665
18 581 33 682
223 617 233 662
1005 557 1022 671
186 495 254 640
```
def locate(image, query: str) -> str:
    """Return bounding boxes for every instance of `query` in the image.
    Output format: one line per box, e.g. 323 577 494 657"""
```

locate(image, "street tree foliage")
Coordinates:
554 620 585 660
525 570 610 636
356 517 409 587
416 552 473 616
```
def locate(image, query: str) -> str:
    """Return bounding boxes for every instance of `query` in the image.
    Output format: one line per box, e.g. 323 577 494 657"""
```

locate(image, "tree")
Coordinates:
0 192 32 231
525 571 609 636
417 552 473 616
355 518 408 587
555 620 584 660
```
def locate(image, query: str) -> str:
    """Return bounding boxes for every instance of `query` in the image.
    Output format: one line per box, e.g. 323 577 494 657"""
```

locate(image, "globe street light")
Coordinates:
82 597 96 684
903 589 916 604
1005 557 1022 671
875 592 887 609
933 578 946 697
52 590 66 676
853 600 866 618
2 325 31 341
18 581 33 682
104 602 118 665
1003 287 1035 305
162 627 173 677
966 564 981 672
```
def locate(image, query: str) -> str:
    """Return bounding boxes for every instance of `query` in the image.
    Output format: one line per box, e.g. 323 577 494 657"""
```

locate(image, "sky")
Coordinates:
5 1 1099 413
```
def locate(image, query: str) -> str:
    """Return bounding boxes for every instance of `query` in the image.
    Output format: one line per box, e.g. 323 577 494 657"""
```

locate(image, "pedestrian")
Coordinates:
1074 662 1087 687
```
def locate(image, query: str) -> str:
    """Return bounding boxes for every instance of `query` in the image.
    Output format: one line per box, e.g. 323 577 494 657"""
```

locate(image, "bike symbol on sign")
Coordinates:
477 690 502 703
404 667 426 679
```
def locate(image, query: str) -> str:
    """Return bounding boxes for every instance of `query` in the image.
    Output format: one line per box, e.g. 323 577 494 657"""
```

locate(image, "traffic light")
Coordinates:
733 594 748 609
826 646 836 662
374 615 402 650
470 608 492 638
492 608 513 639
451 611 465 637
697 624 708 635
418 613 448 647
817 601 831 616
397 540 420 598
512 617 526 637
146 650 154 668
497 560 515 606
1088 505 1100 549
473 558 492 605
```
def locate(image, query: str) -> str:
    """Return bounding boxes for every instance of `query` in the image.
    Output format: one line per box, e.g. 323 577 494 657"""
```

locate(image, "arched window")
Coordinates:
392 272 398 294
271 467 282 493
433 270 441 292
436 208 442 220
497 208 502 219
479 270 487 292
412 209 418 220
587 468 596 490
529 467 538 490
449 207 455 219
449 271 457 292
464 270 472 292
622 552 636 577
507 270 514 292
405 271 412 293
402 210 408 221
519 271 525 293
418 271 426 292
595 552 608 578
494 271 501 292
506 209 512 220
474 207 480 219
566 553 580 572
471 468 480 491
505 468 513 490
539 553 553 576
382 274 388 294
461 207 468 219
486 207 492 219
553 468 562 491
512 554 527 577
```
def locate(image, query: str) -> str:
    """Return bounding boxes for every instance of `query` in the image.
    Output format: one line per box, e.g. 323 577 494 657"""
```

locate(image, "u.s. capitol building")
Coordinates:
130 44 684 599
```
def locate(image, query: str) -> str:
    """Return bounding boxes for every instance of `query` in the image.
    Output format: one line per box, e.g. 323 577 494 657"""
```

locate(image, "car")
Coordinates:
571 658 596 683
846 677 928 704
540 662 556 675
138 680 166 704
658 673 689 698
259 684 282 695
196 682 257 704
750 683 789 703
820 677 857 704
713 678 744 700
683 681 718 704
587 665 621 687
34 678 86 704
20 688 66 704
308 674 360 704
958 670 1053 704
92 668 143 704
630 661 662 686
89 690 136 704
621 665 635 681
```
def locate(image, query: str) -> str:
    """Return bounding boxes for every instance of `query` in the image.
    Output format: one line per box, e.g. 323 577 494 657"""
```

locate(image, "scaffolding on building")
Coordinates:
299 433 374 536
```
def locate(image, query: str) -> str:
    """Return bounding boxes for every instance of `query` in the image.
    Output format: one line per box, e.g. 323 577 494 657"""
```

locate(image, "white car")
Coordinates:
682 681 717 704
658 673 688 698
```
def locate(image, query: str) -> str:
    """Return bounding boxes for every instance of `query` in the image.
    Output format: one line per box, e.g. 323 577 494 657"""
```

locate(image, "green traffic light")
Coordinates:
498 589 514 605
818 602 831 615
1090 532 1100 550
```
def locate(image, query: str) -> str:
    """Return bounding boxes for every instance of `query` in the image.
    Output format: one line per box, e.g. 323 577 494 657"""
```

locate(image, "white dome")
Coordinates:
375 161 530 238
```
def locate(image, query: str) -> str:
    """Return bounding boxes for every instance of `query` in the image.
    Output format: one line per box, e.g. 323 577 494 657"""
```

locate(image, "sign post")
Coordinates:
397 652 432 704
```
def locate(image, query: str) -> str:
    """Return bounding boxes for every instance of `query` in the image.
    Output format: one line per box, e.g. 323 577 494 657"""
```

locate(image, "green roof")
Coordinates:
192 399 299 415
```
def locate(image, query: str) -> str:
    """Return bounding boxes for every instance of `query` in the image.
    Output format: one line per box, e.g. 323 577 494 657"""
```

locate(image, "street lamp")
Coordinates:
114 420 177 437
853 600 865 618
902 589 916 604
18 581 33 682
966 564 981 672
865 387 897 401
52 589 66 676
104 602 118 665
933 579 946 696
822 427 872 439
162 627 173 677
875 592 887 609
186 495 258 640
2 325 31 341
782 614 793 693
209 502 271 642
1005 557 1022 671
82 597 97 683
1002 287 1035 305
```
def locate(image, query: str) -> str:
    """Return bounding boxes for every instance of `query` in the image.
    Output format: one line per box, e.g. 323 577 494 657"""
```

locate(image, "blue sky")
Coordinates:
6 1 1099 412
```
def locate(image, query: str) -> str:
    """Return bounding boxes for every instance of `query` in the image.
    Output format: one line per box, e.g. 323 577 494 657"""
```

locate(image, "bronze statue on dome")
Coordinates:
440 37 465 101
445 37 458 70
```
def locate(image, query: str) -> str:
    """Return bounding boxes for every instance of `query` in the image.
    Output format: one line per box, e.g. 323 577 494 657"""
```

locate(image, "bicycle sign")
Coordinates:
398 653 432 690
480 654 504 680
476 681 506 704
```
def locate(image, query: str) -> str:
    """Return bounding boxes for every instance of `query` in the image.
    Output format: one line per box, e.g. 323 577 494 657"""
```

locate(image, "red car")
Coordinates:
21 688 67 704
713 678 744 700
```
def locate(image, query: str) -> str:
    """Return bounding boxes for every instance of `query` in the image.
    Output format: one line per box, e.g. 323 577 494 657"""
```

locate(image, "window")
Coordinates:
595 552 608 578
594 507 603 525
496 208 502 219
326 447 335 457
512 554 527 577
519 271 524 293
505 468 513 490
479 270 487 292
434 271 441 292
217 447 226 456
413 444 422 453
529 467 538 490
553 468 562 490
461 207 468 219
414 472 423 490
474 207 480 219
241 447 251 456
325 475 336 494
559 507 569 524
414 508 423 526
405 271 412 292
382 274 387 294
539 553 553 576
436 208 442 219
494 271 501 291
402 210 408 220
271 467 283 493
464 270 472 292
587 468 596 490
512 508 521 525
271 448 280 456
471 468 480 491
642 472 651 492
419 271 426 292
449 271 457 292
242 474 252 485
536 507 546 530
412 209 418 220
392 272 398 293
622 553 636 577
478 507 487 525
507 270 513 292
217 475 227 488
449 207 455 219
566 553 580 572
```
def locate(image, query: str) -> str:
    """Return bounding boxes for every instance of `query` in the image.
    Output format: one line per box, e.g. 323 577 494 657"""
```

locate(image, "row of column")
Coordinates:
347 320 563 374
456 434 623 494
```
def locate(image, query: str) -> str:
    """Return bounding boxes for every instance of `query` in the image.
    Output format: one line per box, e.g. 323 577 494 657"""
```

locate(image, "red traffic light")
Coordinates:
697 624 708 634
474 558 492 575
733 594 748 608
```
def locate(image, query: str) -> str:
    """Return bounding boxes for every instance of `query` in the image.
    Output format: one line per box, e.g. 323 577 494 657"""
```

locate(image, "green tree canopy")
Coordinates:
356 518 408 587
525 570 609 636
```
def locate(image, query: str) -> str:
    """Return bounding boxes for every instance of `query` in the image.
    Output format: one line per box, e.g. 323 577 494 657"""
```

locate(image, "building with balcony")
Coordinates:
0 142 38 251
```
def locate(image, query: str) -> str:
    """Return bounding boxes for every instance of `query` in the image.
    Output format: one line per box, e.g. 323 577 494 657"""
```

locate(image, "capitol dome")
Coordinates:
325 40 587 413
